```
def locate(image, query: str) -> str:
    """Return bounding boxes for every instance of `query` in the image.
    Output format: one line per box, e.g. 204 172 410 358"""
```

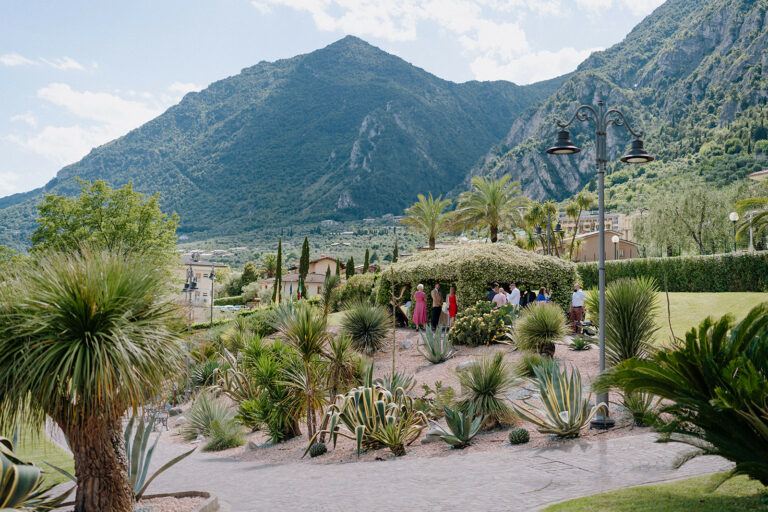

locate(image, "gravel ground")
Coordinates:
137 496 205 512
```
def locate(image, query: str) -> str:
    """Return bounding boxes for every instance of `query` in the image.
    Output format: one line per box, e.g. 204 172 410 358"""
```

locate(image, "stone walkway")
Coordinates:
148 433 732 511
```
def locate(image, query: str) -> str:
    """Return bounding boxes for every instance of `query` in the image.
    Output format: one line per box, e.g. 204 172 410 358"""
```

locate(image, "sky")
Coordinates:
0 0 665 198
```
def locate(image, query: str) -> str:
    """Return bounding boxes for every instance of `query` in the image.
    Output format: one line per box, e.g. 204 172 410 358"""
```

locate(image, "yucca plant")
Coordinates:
341 301 390 355
456 352 518 428
192 359 221 389
203 419 245 452
514 352 546 377
621 391 659 427
514 303 568 357
368 408 428 456
514 359 605 439
418 327 457 364
598 304 768 485
585 276 659 366
432 404 484 449
0 436 70 511
375 371 415 395
181 392 234 441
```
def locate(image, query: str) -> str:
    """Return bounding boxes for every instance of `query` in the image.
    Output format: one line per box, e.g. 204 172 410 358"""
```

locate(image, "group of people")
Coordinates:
410 281 587 334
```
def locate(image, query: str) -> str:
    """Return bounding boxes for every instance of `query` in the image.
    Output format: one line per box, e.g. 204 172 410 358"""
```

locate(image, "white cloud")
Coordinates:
0 53 36 66
0 172 21 196
168 81 203 95
471 46 601 84
37 83 161 126
251 1 272 14
10 112 38 128
39 56 85 71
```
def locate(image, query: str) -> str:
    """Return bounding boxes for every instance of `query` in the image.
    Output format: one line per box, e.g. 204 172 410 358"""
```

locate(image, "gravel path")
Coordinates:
148 432 732 512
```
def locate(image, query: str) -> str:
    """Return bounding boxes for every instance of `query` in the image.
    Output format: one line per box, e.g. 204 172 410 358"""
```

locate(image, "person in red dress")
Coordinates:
448 285 458 328
412 284 428 330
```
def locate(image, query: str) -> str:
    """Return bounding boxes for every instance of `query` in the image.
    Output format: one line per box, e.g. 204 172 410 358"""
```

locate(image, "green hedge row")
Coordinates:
214 295 246 306
577 251 768 292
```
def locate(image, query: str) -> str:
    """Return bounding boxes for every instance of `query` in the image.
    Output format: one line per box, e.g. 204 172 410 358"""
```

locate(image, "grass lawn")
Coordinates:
654 292 767 344
543 473 768 511
3 425 74 486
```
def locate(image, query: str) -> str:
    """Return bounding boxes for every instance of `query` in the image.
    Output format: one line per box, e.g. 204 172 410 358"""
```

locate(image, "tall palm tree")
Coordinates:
566 191 596 260
524 200 559 255
401 193 452 249
454 175 524 242
272 303 330 438
0 248 182 512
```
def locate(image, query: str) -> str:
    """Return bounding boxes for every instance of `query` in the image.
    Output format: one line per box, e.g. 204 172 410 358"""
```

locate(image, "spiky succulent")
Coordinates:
309 442 327 458
508 428 530 445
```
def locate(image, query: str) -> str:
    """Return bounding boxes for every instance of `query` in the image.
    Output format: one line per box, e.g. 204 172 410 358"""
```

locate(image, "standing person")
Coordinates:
430 283 443 330
537 287 550 303
570 284 586 334
448 285 458 328
487 285 496 302
506 283 520 310
491 283 507 310
412 284 428 331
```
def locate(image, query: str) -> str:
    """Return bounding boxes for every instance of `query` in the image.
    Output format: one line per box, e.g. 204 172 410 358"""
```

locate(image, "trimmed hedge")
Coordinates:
214 295 246 306
577 251 768 292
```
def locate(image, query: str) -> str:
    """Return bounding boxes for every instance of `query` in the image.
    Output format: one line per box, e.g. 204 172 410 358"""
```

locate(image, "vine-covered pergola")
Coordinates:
379 243 579 315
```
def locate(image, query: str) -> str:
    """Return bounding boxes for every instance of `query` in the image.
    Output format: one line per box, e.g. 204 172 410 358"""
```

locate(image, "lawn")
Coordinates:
543 473 768 511
654 292 766 344
4 425 74 486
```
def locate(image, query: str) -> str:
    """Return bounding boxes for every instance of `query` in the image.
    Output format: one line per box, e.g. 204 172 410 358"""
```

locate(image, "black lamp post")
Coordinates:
612 234 620 260
547 96 652 429
209 265 215 328
181 266 198 398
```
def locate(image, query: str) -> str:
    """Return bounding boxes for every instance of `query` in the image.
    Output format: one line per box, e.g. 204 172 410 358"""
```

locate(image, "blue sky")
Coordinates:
0 0 664 197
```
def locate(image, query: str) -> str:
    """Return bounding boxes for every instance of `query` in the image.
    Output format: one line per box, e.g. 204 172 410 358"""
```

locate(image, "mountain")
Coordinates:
470 0 768 205
0 36 563 249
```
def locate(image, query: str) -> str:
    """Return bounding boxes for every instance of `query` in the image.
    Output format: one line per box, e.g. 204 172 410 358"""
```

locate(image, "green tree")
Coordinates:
299 237 310 297
363 248 370 273
0 245 26 277
31 179 178 261
401 193 452 250
393 235 399 263
335 258 341 276
346 257 355 279
240 261 260 288
273 237 282 302
565 191 596 260
454 175 524 242
325 266 331 279
260 253 278 277
0 248 182 511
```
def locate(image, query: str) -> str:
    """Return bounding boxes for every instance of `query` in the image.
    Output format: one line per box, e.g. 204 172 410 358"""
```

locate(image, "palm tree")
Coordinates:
454 175 524 242
735 196 768 245
0 248 182 512
524 200 559 255
401 193 452 249
566 191 596 260
272 303 330 438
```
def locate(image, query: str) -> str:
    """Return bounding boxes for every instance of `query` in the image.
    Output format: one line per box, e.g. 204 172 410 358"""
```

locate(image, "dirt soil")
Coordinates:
167 327 649 466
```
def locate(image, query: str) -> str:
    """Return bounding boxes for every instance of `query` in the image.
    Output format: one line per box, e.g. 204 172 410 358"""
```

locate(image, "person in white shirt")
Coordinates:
506 283 520 310
570 284 587 333
491 283 507 309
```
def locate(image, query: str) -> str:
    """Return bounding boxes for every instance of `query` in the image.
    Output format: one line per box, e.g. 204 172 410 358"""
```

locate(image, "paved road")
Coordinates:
148 433 731 512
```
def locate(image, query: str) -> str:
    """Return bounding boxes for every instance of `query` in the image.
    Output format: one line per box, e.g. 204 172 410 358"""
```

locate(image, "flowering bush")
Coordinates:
449 302 516 346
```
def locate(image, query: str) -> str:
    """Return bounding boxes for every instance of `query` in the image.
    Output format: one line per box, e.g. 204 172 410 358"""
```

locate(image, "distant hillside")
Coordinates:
0 36 562 249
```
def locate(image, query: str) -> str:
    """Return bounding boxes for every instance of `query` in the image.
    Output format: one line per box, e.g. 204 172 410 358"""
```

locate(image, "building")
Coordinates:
278 255 347 299
559 212 633 241
572 230 640 263
178 253 227 322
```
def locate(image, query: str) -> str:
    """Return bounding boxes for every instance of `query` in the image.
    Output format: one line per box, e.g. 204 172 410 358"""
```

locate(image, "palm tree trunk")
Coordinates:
568 209 583 260
429 236 435 250
490 225 498 243
305 362 314 438
64 415 134 512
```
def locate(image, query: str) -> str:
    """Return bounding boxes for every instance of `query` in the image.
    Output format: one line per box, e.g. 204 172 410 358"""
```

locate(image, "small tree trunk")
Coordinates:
490 225 498 243
64 415 134 512
429 236 435 250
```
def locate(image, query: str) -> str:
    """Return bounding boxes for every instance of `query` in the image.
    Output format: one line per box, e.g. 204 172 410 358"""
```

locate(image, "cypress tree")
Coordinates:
392 238 399 263
363 248 370 273
325 266 331 279
335 258 341 276
272 237 282 302
299 237 310 298
346 257 355 279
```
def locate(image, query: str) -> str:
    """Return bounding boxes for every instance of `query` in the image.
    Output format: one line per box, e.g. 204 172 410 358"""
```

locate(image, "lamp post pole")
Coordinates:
209 265 215 328
547 96 652 429
729 211 739 252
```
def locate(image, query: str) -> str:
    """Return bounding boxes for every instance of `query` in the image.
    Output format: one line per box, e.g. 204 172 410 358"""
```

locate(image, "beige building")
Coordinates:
178 253 227 322
559 212 633 240
572 230 640 263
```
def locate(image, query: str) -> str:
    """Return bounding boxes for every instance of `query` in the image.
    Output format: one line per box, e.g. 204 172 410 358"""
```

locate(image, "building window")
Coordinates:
203 273 208 278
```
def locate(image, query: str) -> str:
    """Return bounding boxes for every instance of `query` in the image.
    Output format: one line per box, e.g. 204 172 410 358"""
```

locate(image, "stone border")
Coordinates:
142 491 218 512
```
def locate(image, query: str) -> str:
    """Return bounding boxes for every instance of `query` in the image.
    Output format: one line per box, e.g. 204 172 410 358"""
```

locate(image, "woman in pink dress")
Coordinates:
412 283 428 330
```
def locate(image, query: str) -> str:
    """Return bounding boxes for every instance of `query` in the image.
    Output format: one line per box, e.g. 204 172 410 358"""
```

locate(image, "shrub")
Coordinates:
508 427 530 445
432 404 484 449
418 327 457 363
191 359 221 389
578 251 768 292
414 381 456 420
235 398 261 431
246 346 302 443
341 302 390 355
204 418 245 451
514 359 605 439
181 393 234 441
335 273 376 307
214 295 246 306
449 302 510 346
569 335 593 351
514 352 546 377
585 276 659 366
456 352 518 428
514 303 568 357
309 442 327 458
621 391 659 427
600 304 768 485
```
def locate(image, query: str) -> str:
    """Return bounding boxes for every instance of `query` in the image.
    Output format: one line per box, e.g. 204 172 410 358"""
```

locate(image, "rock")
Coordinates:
173 416 186 427
168 407 183 416
456 360 476 371
400 340 413 349
245 441 260 452
421 428 443 444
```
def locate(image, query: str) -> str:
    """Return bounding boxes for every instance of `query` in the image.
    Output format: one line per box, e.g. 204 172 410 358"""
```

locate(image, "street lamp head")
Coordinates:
729 211 740 223
546 130 580 155
536 226 543 235
620 139 653 163
554 222 563 233
611 235 620 244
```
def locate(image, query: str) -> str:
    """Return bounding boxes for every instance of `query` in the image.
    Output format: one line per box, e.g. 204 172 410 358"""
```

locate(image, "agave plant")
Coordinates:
568 336 593 351
599 304 768 485
514 359 605 439
418 327 457 364
455 352 518 428
367 408 428 456
432 404 484 449
620 391 659 427
514 303 568 357
0 436 70 511
375 370 415 395
341 301 390 355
